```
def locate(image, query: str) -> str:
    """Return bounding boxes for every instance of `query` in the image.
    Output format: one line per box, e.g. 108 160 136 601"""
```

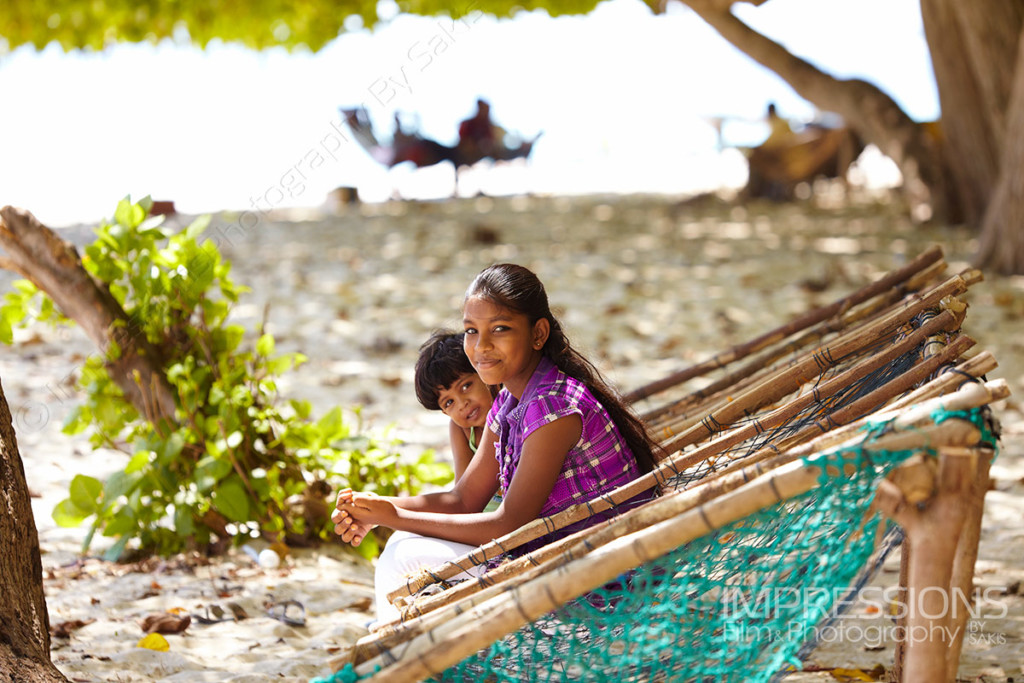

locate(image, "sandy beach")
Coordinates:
4 190 1022 682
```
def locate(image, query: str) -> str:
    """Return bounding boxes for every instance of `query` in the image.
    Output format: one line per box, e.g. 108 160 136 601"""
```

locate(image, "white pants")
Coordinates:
374 530 485 623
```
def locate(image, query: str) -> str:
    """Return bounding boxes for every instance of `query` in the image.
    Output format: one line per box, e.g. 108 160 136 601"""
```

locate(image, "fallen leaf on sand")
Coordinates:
136 633 170 651
226 602 250 620
51 618 96 638
827 665 886 681
349 596 373 612
139 612 192 635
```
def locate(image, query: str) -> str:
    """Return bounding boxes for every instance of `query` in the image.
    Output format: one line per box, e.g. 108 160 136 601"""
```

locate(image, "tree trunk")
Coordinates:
976 25 1024 275
0 206 177 429
680 0 948 219
920 0 1023 228
0 377 69 682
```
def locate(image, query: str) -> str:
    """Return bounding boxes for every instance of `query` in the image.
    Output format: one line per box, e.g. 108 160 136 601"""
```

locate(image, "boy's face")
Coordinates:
438 372 493 429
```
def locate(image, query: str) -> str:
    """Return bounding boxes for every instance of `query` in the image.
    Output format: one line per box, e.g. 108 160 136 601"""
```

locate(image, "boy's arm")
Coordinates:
449 420 474 483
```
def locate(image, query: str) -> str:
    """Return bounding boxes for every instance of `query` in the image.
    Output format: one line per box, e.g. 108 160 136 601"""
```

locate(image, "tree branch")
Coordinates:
680 0 947 216
0 206 178 428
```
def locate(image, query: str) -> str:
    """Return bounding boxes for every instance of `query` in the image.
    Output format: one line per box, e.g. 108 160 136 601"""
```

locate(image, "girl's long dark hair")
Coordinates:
465 263 657 473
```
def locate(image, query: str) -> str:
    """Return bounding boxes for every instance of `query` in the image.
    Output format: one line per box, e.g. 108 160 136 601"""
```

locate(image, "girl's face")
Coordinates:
462 296 548 397
437 372 493 429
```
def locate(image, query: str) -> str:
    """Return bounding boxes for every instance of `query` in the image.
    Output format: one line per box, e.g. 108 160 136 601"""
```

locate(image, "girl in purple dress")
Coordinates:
333 263 656 623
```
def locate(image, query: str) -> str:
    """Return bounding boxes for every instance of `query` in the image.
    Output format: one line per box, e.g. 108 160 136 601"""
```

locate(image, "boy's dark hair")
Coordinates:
414 329 477 410
465 263 659 473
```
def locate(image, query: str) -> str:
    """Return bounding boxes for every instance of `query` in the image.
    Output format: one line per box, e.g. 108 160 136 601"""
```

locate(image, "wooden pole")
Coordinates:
892 301 954 683
654 307 962 455
625 245 945 402
872 448 977 682
646 264 974 432
646 272 968 438
657 335 976 492
945 446 994 680
893 534 911 683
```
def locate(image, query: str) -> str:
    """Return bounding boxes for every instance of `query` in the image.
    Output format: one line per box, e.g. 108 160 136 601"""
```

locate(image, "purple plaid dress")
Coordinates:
486 357 649 554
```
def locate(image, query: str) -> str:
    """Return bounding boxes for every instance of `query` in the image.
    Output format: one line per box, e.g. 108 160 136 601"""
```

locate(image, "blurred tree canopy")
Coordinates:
2 0 1023 274
0 0 617 50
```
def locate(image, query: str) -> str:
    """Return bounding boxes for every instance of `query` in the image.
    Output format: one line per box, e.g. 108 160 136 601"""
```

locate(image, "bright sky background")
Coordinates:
0 0 937 227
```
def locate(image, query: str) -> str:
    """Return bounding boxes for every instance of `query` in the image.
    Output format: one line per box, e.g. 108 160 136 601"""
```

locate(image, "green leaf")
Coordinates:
105 337 122 361
160 432 186 462
39 296 55 320
195 456 232 492
289 399 313 419
174 506 195 535
105 469 143 501
186 252 218 294
125 450 152 474
185 214 212 240
413 462 454 486
114 197 146 229
166 361 187 383
69 474 103 513
268 353 304 374
354 533 380 560
208 384 226 405
102 535 131 562
52 498 92 528
61 405 89 435
212 479 251 523
102 508 138 536
256 333 275 357
12 279 37 295
316 407 345 441
221 324 245 352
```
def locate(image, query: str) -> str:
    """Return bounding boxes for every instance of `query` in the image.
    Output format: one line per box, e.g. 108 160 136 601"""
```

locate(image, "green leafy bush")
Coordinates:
1 196 452 560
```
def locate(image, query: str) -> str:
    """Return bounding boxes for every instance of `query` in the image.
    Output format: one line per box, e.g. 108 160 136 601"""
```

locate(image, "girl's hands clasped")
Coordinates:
332 488 392 547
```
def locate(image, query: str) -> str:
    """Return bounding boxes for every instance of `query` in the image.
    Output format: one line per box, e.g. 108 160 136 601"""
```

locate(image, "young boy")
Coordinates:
414 330 499 506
